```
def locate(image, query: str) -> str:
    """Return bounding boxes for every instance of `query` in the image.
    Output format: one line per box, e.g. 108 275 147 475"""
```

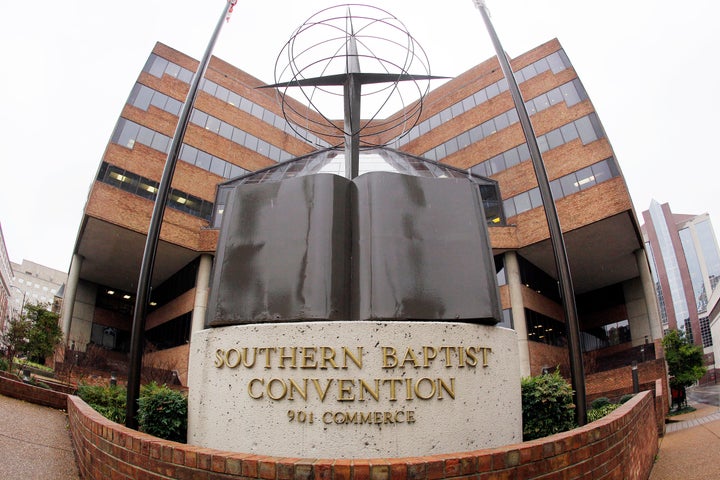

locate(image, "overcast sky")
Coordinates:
1 0 718 273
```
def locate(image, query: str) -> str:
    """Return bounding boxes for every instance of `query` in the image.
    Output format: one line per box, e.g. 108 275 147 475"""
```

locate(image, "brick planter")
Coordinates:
67 390 659 480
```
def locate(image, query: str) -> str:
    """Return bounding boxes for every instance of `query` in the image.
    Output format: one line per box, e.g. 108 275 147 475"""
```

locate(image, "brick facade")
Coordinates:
67 391 660 480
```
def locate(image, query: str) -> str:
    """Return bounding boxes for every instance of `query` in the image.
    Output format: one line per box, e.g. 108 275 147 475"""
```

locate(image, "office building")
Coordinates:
61 39 663 389
642 200 720 359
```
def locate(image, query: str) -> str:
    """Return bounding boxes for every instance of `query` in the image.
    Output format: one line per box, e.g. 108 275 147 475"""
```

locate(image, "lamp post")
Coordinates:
471 0 587 425
125 0 237 430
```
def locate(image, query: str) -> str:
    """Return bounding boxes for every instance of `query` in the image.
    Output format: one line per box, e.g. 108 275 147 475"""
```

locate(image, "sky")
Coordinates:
0 0 719 274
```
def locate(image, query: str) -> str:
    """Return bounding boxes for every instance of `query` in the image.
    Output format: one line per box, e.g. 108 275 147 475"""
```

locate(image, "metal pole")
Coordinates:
471 0 587 425
125 0 237 429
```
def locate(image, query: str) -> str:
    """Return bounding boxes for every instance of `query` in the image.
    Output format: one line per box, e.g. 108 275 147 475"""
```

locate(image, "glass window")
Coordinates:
486 82 500 98
489 155 505 175
205 116 221 134
219 122 233 140
560 123 579 143
231 128 247 144
494 112 509 131
517 143 530 162
215 85 230 103
529 188 542 208
575 166 596 190
190 110 208 127
462 96 475 112
468 125 483 143
178 68 193 83
440 108 453 123
132 85 153 110
245 133 259 151
227 91 241 107
503 198 517 218
165 63 181 79
457 131 472 150
471 162 489 177
537 135 549 153
560 82 581 106
474 89 488 105
451 103 464 117
591 160 612 184
504 147 520 168
550 179 563 200
498 78 509 92
137 178 158 199
481 120 496 138
547 52 566 73
560 173 580 196
546 129 564 150
180 144 198 163
239 97 253 113
165 97 182 116
534 58 550 74
547 88 563 106
150 132 170 153
136 126 155 147
525 100 537 115
256 139 270 157
521 64 537 80
506 109 519 124
445 138 459 156
514 191 531 214
533 95 550 113
114 119 140 149
575 116 598 144
210 158 226 176
193 150 210 170
150 92 167 110
513 70 525 83
148 56 168 77
202 80 217 96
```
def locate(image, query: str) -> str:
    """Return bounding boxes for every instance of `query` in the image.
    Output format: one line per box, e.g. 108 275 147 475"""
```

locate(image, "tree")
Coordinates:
662 329 707 405
0 315 32 364
23 303 63 365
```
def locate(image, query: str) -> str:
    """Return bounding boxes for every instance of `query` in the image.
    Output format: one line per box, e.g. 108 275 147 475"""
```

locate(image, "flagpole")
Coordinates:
125 0 238 430
471 0 587 426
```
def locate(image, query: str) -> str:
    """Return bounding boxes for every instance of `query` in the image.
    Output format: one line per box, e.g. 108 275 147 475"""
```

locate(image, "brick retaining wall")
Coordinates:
0 371 68 409
67 390 659 480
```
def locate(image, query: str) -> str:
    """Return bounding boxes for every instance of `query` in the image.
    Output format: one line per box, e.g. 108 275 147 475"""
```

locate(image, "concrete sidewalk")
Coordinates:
650 385 720 480
0 394 79 480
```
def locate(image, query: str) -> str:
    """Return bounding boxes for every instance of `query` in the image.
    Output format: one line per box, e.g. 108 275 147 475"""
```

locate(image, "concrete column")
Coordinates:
635 248 663 340
505 251 531 377
190 254 213 336
60 254 83 342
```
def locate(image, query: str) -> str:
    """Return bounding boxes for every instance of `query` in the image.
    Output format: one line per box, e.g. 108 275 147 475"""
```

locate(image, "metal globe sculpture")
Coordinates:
266 4 441 155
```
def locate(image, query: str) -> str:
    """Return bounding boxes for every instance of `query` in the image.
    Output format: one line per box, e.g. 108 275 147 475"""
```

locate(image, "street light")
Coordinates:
471 0 587 425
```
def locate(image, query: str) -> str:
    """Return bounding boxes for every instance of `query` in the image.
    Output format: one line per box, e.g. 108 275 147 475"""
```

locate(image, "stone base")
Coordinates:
187 322 521 458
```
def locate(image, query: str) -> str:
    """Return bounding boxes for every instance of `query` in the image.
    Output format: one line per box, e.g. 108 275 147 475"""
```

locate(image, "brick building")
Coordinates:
61 39 663 393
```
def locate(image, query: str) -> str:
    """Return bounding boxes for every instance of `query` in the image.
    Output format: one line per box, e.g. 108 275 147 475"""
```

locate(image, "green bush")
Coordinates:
521 370 576 441
590 396 612 409
619 393 634 404
587 403 620 422
0 357 9 371
77 384 127 424
138 382 188 443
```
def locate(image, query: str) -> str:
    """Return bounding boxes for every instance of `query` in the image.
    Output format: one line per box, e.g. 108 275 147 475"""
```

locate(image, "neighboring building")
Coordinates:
0 223 13 331
9 259 67 318
62 39 662 392
642 201 720 355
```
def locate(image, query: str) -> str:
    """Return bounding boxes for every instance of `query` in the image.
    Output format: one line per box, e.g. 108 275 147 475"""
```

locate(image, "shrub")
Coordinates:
138 382 188 443
77 384 127 424
521 370 575 441
0 357 9 371
587 403 620 422
619 393 635 404
590 396 612 409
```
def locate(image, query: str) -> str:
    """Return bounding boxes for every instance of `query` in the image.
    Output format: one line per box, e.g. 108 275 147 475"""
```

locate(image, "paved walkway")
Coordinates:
2 385 720 479
650 384 720 480
0 394 79 480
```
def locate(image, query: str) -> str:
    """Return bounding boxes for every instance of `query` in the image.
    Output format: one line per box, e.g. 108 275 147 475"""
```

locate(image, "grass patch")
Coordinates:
668 405 696 417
